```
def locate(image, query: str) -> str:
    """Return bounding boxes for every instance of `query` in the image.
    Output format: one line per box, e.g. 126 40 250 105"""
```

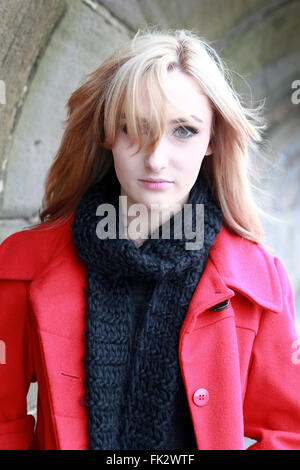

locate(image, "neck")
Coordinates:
120 190 188 246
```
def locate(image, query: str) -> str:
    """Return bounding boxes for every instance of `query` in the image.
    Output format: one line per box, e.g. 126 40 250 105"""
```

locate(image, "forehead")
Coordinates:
137 68 213 121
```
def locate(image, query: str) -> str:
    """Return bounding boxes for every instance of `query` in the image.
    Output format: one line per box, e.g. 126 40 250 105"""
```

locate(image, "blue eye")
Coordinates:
173 126 199 139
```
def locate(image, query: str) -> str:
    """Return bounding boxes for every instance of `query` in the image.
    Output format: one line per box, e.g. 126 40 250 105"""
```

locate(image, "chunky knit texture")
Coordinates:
71 165 223 450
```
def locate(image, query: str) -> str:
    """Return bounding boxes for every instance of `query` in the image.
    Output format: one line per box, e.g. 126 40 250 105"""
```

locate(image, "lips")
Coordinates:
139 178 173 183
138 179 174 190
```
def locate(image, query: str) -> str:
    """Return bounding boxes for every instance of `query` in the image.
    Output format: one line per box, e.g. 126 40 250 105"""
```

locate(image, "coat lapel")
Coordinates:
209 226 283 314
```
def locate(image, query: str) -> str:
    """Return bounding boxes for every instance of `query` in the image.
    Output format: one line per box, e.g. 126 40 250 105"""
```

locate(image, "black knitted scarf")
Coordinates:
71 165 223 450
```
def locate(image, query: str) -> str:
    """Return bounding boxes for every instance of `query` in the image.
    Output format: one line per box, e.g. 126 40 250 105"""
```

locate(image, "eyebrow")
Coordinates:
120 113 204 124
169 115 204 124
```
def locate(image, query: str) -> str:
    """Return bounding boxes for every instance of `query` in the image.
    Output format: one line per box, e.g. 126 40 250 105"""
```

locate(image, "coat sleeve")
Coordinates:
243 256 300 449
0 278 36 449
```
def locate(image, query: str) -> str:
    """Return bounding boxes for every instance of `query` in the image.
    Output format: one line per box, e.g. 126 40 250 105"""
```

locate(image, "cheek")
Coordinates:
175 150 205 188
112 138 136 167
112 144 127 170
176 148 204 173
112 146 138 190
113 150 124 171
111 146 125 180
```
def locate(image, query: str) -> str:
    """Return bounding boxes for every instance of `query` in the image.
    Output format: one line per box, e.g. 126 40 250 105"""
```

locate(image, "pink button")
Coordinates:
193 388 209 406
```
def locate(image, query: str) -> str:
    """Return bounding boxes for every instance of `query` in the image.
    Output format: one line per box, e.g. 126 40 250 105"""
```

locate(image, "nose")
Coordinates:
144 140 168 173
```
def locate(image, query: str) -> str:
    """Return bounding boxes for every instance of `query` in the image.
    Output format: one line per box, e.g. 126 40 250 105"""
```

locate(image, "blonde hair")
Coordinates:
30 26 275 251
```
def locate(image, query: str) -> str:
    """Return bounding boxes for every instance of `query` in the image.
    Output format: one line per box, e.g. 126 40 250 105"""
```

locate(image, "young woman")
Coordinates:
0 27 300 451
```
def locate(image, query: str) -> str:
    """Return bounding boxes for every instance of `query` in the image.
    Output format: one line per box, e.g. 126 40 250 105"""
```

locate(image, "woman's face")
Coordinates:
111 68 214 214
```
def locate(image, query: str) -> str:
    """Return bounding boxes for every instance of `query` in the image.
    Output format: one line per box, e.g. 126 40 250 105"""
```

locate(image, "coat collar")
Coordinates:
209 224 282 314
0 214 282 314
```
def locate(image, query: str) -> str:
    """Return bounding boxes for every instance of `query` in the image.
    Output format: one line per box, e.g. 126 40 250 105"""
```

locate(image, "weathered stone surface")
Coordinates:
0 0 67 201
0 218 36 243
27 382 38 420
97 0 282 38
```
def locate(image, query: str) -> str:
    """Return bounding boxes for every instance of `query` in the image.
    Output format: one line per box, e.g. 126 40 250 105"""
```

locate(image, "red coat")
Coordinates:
0 214 300 450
